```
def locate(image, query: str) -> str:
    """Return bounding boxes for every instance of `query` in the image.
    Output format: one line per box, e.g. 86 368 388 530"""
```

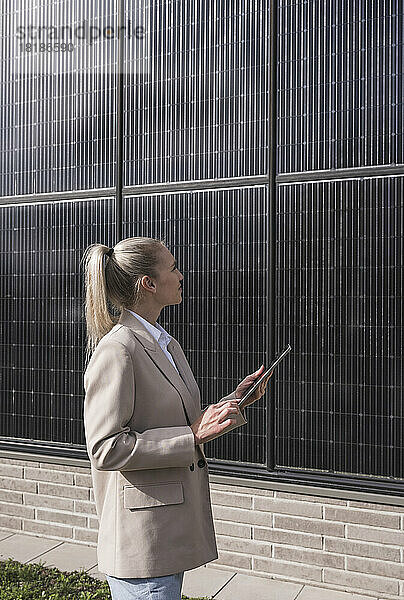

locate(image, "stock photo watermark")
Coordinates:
13 14 150 75
17 20 146 49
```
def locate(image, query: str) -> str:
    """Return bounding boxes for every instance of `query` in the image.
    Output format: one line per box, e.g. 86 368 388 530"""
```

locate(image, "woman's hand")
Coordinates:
190 400 241 445
234 364 273 408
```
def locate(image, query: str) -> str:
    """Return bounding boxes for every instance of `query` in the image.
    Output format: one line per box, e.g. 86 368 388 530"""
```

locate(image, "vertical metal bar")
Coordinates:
115 0 125 242
266 0 277 472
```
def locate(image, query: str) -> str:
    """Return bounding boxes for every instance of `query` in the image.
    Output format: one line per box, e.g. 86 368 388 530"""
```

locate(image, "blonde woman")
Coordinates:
82 237 270 600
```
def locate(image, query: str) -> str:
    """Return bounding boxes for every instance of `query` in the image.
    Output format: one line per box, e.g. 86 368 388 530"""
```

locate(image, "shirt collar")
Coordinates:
126 309 172 347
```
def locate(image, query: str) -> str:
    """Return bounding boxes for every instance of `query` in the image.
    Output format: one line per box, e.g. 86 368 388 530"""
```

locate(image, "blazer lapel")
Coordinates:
117 309 201 424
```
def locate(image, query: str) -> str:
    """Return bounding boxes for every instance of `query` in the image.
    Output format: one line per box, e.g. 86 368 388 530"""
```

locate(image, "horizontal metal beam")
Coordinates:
277 163 404 185
0 440 87 461
208 459 404 498
209 474 404 508
0 178 268 206
122 176 268 197
1 164 404 206
0 187 115 206
0 447 89 469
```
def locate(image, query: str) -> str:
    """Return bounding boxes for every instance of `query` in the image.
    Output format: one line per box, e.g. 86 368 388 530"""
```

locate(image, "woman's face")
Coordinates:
153 246 184 307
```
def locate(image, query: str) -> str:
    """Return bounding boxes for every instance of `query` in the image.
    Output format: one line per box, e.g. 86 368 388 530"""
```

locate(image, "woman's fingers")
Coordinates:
212 402 239 424
217 406 239 424
216 399 238 407
248 364 265 381
192 401 241 443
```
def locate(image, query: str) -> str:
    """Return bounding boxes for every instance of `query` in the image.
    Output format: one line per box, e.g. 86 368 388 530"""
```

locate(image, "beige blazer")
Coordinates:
83 308 247 578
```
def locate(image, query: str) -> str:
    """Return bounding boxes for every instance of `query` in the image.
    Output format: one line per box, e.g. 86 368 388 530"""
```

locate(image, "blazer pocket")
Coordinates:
123 482 184 510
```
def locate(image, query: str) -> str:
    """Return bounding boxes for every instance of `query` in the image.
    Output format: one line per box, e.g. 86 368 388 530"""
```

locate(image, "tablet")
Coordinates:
237 344 292 410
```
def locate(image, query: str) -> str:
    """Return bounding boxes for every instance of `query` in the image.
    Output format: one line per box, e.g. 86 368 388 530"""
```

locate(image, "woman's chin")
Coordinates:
166 294 183 306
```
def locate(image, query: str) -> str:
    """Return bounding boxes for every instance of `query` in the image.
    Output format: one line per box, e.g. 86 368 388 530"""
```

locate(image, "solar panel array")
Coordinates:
0 0 403 486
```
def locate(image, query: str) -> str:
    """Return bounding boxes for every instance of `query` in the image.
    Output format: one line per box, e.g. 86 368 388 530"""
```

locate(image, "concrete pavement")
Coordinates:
0 530 391 600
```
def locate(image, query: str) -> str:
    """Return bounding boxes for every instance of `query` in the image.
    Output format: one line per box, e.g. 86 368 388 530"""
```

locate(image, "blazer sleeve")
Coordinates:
83 340 195 472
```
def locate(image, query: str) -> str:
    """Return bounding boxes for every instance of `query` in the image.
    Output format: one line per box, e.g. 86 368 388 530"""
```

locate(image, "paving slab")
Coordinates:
86 565 107 582
0 533 62 564
27 541 98 573
182 565 234 599
214 573 302 600
297 585 376 600
0 530 14 543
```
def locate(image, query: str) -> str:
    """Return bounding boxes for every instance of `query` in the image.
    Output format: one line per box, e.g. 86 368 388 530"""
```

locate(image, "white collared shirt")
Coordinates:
126 309 180 374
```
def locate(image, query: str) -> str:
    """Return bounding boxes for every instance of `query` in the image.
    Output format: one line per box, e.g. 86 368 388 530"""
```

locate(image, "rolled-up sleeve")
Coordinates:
83 341 195 471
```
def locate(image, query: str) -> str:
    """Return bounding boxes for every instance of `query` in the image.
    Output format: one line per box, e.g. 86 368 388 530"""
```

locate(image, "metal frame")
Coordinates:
208 459 404 497
266 0 277 474
114 0 125 242
277 164 404 184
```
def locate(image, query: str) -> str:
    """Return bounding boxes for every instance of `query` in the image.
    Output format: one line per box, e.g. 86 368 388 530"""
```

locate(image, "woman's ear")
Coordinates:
140 275 156 292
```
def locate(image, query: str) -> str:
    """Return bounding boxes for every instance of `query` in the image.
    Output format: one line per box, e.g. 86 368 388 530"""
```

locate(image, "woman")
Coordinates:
82 237 271 600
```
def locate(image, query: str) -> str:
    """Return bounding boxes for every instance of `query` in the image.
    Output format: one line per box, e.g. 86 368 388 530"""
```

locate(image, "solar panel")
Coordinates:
277 0 403 172
0 0 117 196
275 177 404 479
123 0 269 185
123 186 269 464
0 198 115 445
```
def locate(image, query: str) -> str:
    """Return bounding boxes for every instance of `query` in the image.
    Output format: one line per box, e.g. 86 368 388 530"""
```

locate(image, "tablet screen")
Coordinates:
237 344 292 410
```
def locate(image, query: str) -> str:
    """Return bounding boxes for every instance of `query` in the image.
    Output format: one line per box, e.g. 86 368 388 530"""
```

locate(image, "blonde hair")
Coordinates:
81 236 165 362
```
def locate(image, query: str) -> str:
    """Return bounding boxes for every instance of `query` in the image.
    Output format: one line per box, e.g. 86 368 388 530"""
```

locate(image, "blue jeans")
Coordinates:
106 572 184 600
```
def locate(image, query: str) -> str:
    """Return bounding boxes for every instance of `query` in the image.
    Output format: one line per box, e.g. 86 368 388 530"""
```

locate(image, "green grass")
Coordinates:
0 559 208 599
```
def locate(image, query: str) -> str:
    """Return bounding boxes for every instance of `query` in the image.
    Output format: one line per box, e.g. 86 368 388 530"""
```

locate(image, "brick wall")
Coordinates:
0 457 97 545
0 455 403 599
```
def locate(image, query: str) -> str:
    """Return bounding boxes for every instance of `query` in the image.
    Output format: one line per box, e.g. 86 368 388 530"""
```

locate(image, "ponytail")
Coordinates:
81 244 118 363
81 237 165 363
